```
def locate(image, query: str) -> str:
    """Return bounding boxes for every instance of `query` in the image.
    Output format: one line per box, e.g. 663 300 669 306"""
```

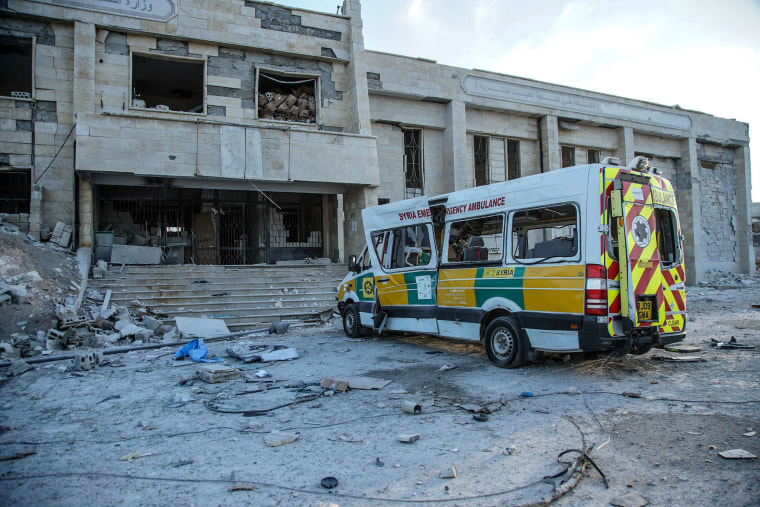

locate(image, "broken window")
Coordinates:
507 139 520 180
131 54 204 113
561 146 575 168
446 214 504 264
511 204 578 261
588 149 600 164
0 169 31 213
257 71 317 124
655 207 682 268
0 36 33 99
372 224 433 270
403 129 423 199
474 135 489 187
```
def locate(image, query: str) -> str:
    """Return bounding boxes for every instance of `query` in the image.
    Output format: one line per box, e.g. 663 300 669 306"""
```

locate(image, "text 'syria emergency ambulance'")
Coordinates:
337 157 686 368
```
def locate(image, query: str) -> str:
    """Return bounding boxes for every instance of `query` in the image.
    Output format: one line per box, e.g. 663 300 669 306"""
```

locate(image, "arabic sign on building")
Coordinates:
23 0 176 22
462 74 692 131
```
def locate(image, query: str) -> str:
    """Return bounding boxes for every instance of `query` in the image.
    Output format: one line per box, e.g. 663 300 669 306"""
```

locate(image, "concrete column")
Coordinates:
78 176 93 248
28 184 43 241
73 21 95 115
616 126 635 165
343 0 372 136
680 137 703 284
444 100 467 191
343 186 377 259
734 144 755 275
539 115 560 172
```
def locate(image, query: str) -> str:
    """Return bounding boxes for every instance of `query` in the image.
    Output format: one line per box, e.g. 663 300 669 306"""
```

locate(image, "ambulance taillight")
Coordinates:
585 264 608 316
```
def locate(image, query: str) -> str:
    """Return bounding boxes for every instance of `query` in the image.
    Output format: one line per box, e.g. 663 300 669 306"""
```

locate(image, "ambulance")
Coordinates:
337 157 686 368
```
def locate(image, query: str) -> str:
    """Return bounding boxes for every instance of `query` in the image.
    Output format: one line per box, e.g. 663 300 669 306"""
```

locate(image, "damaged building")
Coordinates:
0 0 753 282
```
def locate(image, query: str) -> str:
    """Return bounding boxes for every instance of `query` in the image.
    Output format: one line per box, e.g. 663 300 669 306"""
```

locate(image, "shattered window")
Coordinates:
257 71 317 124
561 146 575 168
446 215 503 264
0 36 33 99
131 54 205 113
655 207 682 268
403 129 423 199
372 224 433 270
474 135 489 187
511 204 578 261
507 139 520 180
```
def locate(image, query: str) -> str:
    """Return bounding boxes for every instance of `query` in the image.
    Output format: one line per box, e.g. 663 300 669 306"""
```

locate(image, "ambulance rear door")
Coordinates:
610 172 670 332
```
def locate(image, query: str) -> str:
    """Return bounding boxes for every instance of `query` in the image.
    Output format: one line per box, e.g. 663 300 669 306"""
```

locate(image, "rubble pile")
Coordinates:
698 269 759 288
257 85 317 123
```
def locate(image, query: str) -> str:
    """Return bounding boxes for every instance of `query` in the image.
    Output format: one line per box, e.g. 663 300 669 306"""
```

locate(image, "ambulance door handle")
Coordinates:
378 277 390 283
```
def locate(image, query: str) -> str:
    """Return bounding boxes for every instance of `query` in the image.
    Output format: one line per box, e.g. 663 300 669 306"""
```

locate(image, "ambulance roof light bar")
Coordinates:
601 156 621 166
627 156 650 173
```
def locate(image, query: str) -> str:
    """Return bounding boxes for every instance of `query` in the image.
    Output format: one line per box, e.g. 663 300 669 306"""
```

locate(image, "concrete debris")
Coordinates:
610 492 650 507
9 359 32 376
439 466 457 479
398 434 420 443
197 363 241 384
264 431 300 447
175 317 230 338
227 344 298 363
718 449 757 459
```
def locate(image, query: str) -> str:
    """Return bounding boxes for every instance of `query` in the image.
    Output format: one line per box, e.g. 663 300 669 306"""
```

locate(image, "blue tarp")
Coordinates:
174 338 224 363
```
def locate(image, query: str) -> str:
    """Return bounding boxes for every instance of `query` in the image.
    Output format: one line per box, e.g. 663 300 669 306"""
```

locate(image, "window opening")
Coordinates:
372 224 432 270
257 72 317 124
561 146 575 168
474 135 489 186
403 129 424 199
446 214 504 264
0 170 31 213
0 36 33 98
507 139 520 180
511 204 578 262
132 54 204 113
588 149 600 164
655 207 682 267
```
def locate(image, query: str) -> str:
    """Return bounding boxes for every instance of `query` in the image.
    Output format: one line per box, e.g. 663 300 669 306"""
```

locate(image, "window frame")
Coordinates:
507 139 520 180
255 66 320 125
473 135 490 187
561 146 576 168
129 51 207 114
508 202 580 264
443 213 505 266
402 128 424 199
371 223 435 272
0 35 35 100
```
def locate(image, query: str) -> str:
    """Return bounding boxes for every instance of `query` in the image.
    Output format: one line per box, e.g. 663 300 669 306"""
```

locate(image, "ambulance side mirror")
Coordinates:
348 255 359 273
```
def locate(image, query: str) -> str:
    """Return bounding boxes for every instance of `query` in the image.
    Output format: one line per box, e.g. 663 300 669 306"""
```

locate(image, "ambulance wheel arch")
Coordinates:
342 303 368 337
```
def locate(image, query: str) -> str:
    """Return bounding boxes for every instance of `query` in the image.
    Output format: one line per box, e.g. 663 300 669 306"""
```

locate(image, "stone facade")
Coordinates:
0 0 752 282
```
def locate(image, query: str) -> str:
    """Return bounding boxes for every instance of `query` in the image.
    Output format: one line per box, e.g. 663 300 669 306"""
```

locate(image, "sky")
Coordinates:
282 0 760 201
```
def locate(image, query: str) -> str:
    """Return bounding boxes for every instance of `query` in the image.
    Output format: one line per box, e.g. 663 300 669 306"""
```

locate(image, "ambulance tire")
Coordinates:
484 316 525 369
343 304 365 338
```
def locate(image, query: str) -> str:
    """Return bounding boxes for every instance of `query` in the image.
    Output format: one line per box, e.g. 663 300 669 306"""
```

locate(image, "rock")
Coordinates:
264 431 299 447
610 492 650 507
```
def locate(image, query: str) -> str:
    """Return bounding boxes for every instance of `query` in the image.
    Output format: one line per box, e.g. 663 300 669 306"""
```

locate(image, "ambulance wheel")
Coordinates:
343 304 364 338
484 316 525 368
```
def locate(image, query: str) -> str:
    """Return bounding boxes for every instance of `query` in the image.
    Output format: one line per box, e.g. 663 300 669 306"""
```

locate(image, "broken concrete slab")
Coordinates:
175 317 230 338
610 492 650 507
398 434 420 443
439 466 457 479
319 376 392 390
718 449 757 459
259 347 298 362
9 359 32 376
110 245 161 265
197 363 241 383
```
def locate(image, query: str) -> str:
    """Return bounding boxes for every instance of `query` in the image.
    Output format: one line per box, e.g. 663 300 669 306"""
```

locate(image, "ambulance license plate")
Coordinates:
636 300 653 321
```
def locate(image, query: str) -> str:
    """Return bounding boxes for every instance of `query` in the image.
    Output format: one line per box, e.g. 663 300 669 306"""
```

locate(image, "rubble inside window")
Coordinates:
0 36 33 98
257 72 317 123
131 54 204 113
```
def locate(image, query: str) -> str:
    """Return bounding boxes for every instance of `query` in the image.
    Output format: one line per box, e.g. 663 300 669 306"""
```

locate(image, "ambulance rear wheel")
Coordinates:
343 304 364 338
484 316 525 368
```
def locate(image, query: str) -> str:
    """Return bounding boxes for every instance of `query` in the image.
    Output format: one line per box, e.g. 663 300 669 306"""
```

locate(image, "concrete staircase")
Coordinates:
88 263 348 332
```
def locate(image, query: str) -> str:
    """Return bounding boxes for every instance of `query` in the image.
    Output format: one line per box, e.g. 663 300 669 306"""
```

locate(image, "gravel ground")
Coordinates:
1 285 759 506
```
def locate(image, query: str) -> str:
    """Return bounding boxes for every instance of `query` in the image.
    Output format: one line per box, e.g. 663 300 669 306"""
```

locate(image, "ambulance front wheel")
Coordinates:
343 304 365 338
484 316 525 368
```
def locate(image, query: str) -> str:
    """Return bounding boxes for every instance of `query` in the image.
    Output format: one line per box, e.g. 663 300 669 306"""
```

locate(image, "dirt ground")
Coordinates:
1 228 759 506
